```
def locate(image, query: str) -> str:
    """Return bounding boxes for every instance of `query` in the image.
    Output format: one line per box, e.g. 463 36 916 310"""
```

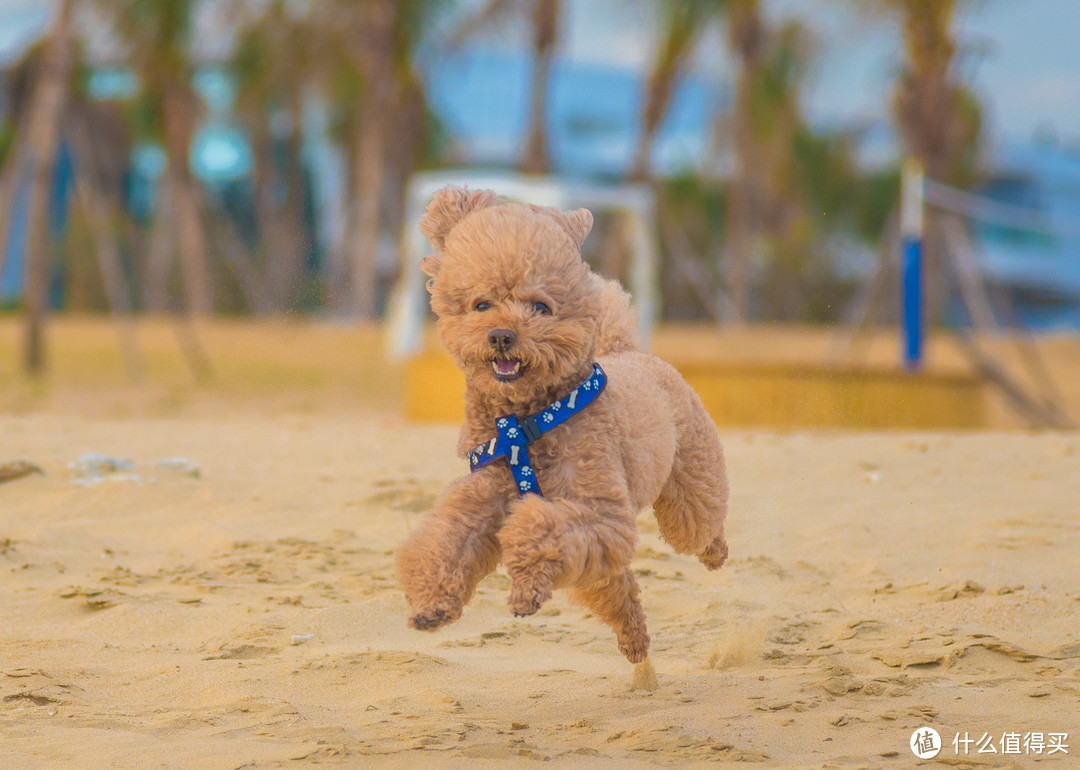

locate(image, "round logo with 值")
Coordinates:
910 727 941 759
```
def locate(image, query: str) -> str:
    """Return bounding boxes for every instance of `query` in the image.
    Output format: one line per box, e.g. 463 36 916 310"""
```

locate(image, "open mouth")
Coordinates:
491 357 523 382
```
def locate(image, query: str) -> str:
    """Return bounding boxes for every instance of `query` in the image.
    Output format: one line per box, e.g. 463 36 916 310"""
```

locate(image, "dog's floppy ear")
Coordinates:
560 208 594 249
529 205 594 250
419 254 440 279
420 186 505 253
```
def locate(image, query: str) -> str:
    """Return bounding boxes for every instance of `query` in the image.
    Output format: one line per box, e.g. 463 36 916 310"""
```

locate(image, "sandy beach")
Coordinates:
1 319 1078 768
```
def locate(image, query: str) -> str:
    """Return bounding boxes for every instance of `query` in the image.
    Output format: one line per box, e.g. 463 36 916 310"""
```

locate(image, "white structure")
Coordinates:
386 170 659 358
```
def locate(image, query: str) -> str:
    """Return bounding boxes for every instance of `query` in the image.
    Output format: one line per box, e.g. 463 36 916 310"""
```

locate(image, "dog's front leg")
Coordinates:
396 475 504 631
499 492 637 617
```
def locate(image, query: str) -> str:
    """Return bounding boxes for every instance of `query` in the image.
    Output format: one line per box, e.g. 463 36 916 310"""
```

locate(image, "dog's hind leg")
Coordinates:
569 568 649 663
397 477 503 631
652 400 729 570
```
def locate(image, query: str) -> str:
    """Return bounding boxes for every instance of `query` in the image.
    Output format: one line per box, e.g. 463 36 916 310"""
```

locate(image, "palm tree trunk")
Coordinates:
892 0 969 322
172 171 209 314
894 0 960 182
383 76 426 292
162 85 211 315
348 0 396 320
725 0 765 323
261 121 308 313
520 0 558 175
22 0 75 374
0 146 30 292
350 113 385 319
144 174 175 312
629 5 699 182
724 173 753 322
67 113 141 378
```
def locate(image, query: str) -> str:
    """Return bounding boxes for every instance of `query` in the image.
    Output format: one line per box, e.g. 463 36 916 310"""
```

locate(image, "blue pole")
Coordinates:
900 158 925 372
901 234 923 371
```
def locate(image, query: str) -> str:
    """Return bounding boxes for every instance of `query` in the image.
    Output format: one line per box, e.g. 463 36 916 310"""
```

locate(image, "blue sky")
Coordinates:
961 0 1080 142
503 0 1080 147
2 0 1079 146
788 0 1080 145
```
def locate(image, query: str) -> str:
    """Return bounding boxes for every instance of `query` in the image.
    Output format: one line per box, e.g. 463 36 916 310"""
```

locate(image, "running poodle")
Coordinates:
396 186 729 663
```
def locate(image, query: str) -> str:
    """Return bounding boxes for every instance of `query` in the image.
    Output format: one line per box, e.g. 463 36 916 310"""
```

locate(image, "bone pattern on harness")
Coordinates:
466 363 607 497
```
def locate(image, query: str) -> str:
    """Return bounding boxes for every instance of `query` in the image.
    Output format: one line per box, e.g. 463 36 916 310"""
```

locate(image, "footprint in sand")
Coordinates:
203 643 279 661
56 586 125 611
362 479 437 514
2 669 84 709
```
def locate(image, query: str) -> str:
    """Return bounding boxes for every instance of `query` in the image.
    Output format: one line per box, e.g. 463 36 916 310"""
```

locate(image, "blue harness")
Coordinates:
466 363 607 497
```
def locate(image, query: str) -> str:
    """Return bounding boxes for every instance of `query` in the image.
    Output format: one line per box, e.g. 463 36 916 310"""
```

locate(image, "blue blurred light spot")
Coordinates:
190 124 253 181
193 69 236 115
86 68 137 100
132 142 168 179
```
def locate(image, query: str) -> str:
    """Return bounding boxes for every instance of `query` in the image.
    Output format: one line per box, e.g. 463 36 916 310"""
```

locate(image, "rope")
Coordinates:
924 178 1080 239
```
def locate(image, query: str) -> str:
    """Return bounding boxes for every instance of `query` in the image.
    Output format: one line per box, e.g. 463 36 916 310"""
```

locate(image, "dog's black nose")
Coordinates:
488 328 516 350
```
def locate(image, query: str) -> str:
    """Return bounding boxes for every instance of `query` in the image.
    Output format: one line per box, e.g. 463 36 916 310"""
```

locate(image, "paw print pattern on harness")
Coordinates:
466 364 607 498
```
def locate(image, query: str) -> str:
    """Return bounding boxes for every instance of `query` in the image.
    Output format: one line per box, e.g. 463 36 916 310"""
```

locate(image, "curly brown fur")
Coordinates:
396 185 729 663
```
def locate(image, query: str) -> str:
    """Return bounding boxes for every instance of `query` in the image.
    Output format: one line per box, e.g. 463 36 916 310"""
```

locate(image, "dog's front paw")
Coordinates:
409 610 451 631
508 574 552 617
407 600 462 631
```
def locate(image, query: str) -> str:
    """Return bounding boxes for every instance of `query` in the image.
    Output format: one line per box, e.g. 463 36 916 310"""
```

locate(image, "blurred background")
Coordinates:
0 0 1078 428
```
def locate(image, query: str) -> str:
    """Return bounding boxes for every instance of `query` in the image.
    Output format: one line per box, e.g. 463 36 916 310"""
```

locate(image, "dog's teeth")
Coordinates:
492 359 521 377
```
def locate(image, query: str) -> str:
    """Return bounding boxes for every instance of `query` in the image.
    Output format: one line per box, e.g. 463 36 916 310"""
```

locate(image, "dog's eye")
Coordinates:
474 301 491 312
532 302 552 316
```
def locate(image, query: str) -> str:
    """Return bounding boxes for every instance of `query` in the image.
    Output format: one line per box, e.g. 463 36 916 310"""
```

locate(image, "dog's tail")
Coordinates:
591 273 641 355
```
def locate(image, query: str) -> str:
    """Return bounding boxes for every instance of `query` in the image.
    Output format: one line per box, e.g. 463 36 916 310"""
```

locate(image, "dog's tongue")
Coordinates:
495 359 518 374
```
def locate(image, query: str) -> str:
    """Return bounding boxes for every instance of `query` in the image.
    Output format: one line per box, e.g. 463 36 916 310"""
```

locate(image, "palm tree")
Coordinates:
230 0 313 313
17 0 77 373
636 0 836 320
450 0 561 174
310 0 447 320
629 0 720 182
746 20 820 320
94 0 211 316
887 0 981 186
635 0 807 319
722 2 850 321
346 0 397 320
301 0 401 319
723 0 766 322
869 0 982 318
520 0 560 174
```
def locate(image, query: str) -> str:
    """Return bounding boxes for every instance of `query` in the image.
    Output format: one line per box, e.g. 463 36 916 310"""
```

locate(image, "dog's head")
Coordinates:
419 185 599 406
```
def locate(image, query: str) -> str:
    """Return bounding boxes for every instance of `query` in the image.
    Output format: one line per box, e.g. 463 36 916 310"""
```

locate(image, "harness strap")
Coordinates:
466 363 607 497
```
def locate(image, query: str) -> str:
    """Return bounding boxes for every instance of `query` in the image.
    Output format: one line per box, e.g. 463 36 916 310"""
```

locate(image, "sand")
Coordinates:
1 319 1078 768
